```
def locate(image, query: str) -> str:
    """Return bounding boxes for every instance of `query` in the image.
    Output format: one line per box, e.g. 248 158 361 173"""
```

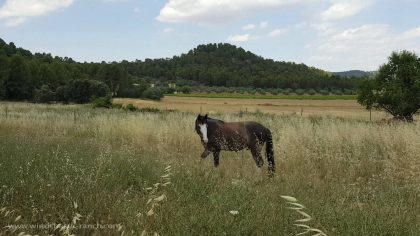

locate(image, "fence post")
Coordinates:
369 109 372 122
301 108 303 117
5 106 8 119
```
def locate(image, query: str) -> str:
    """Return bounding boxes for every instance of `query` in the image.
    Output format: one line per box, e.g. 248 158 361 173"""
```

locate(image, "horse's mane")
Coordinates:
208 117 224 124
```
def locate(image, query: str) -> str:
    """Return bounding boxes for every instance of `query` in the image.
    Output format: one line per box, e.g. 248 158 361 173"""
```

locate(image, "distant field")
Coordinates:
115 96 389 121
167 93 357 100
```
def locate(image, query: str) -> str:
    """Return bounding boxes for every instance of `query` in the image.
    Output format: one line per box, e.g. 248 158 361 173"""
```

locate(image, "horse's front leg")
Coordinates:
213 150 220 167
201 149 211 159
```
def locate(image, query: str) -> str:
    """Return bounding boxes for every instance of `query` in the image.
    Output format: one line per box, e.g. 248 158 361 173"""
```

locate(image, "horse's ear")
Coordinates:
197 114 201 119
204 114 208 120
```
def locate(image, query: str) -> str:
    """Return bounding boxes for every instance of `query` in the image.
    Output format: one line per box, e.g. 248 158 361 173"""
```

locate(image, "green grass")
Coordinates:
166 93 357 100
0 102 419 235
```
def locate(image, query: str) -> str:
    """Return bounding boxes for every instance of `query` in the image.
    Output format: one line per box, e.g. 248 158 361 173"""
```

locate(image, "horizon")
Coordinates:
0 0 419 71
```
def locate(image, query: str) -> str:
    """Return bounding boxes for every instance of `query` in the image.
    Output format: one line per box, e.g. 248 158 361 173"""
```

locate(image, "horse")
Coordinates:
195 114 275 176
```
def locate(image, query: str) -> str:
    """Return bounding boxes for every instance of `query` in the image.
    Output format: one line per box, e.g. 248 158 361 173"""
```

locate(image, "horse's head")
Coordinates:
195 114 208 143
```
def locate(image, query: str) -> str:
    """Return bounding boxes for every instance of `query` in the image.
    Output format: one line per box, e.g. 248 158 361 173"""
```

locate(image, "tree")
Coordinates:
4 55 32 100
357 50 420 121
57 79 111 104
96 64 129 96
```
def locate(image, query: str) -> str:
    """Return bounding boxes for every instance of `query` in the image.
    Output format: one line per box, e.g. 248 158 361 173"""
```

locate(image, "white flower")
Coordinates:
229 210 239 215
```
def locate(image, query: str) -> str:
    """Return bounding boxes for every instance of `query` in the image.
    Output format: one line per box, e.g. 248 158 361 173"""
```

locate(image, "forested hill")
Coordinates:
126 43 354 89
333 70 376 78
0 38 359 103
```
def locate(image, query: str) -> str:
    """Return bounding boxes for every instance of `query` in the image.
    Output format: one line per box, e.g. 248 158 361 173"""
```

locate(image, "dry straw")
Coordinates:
280 195 327 236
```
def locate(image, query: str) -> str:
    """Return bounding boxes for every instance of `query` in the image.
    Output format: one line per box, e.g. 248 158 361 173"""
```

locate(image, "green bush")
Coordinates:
112 103 123 109
125 103 137 111
142 88 164 100
295 89 305 95
283 88 292 95
179 86 191 94
306 88 317 95
91 95 112 109
319 90 330 95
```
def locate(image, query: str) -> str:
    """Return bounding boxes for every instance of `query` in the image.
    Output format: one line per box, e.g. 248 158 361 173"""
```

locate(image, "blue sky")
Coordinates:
0 0 419 71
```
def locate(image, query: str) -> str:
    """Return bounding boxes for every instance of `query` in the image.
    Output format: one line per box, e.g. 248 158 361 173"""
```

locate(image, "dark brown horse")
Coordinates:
195 114 275 176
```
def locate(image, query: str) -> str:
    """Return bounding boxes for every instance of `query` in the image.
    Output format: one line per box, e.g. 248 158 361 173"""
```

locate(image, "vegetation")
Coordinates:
0 103 419 235
0 38 361 104
358 50 420 121
130 43 360 90
0 38 164 103
333 70 376 78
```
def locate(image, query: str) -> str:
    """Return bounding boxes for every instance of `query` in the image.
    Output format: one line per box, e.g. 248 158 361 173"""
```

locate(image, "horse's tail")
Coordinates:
265 129 275 175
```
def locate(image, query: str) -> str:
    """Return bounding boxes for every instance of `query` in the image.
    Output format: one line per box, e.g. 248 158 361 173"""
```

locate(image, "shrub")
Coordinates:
91 95 112 109
142 88 164 100
125 103 137 111
319 90 330 95
283 88 292 95
179 86 191 94
112 103 123 109
295 89 305 95
306 88 317 95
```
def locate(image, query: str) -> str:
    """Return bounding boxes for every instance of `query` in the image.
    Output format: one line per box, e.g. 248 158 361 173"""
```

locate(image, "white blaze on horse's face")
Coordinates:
199 124 208 143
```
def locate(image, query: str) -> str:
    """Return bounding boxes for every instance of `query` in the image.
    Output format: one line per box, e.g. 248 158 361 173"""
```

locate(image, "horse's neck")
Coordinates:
207 119 223 136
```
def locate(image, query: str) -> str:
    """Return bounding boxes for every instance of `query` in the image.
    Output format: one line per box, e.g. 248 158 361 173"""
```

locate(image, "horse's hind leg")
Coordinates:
250 145 264 168
213 151 220 167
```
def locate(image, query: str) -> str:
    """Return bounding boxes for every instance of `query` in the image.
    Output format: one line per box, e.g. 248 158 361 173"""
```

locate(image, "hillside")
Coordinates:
128 43 355 89
333 70 376 78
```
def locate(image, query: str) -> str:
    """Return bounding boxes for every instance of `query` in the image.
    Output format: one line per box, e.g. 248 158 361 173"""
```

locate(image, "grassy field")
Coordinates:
0 102 419 235
114 96 390 121
166 93 357 100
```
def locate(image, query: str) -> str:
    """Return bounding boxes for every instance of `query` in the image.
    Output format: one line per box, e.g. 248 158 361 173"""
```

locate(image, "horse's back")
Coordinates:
222 121 269 142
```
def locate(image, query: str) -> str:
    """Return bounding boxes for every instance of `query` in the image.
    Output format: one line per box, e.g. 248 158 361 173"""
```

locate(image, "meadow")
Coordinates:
0 101 419 235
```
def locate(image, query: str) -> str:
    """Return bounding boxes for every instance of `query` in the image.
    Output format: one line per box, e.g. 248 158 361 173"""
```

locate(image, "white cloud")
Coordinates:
163 27 175 33
268 28 287 37
308 24 420 70
157 0 317 24
226 34 252 43
133 7 140 13
320 0 376 21
242 21 269 30
242 24 256 30
0 0 74 26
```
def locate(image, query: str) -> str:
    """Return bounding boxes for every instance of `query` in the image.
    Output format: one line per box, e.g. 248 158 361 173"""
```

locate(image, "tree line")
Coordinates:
0 39 361 104
0 38 163 103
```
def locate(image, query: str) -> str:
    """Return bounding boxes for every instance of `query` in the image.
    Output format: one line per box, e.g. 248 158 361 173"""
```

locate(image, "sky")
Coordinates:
0 0 419 71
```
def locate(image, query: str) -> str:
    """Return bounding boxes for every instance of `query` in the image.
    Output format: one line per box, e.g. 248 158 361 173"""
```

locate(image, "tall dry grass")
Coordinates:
0 102 419 235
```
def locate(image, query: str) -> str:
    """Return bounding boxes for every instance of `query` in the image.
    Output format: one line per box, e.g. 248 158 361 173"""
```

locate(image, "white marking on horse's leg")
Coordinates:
199 124 208 143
